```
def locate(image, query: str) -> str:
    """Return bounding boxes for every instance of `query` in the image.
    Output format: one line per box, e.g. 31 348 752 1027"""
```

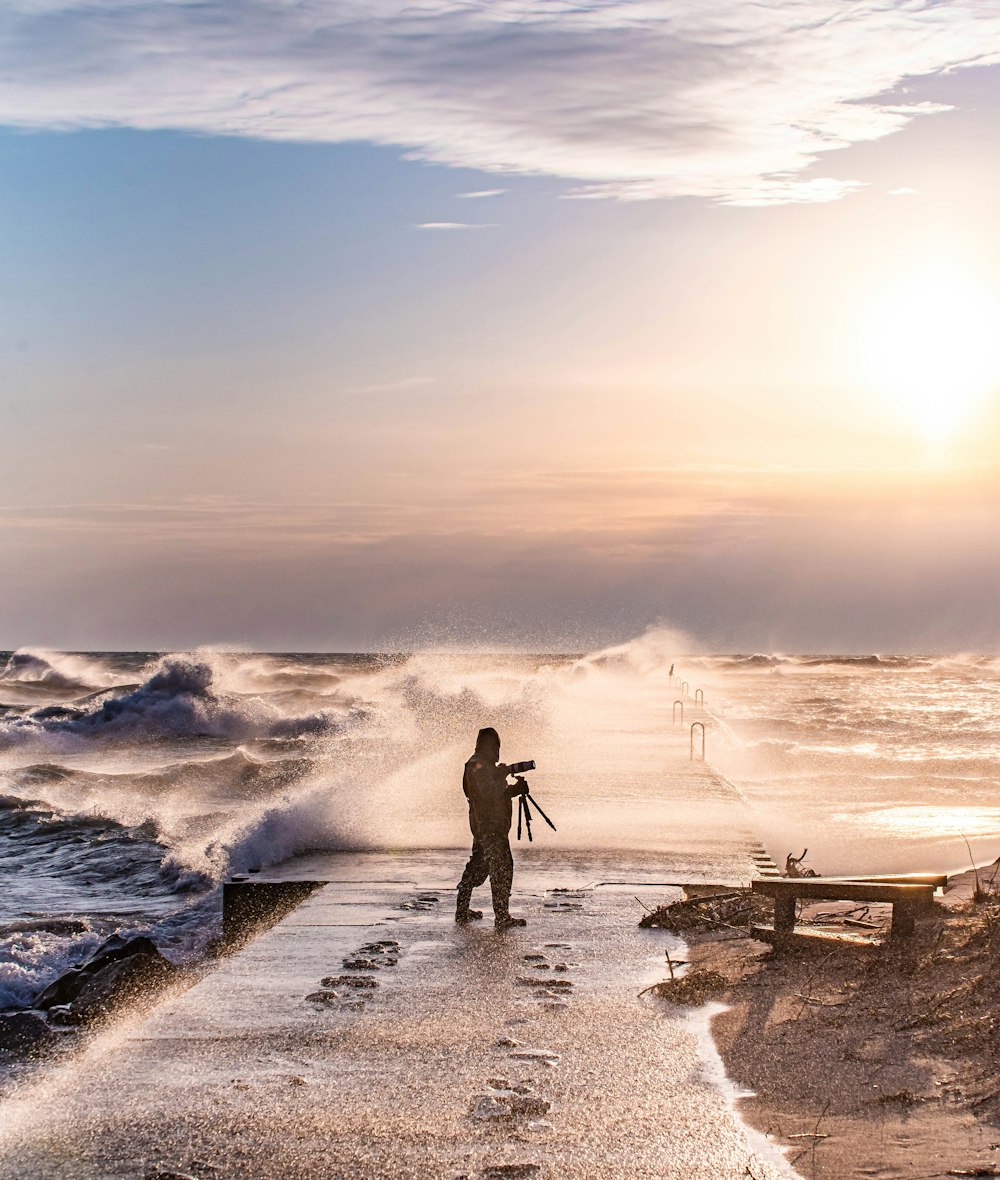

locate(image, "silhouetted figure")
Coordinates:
669 664 674 678
456 727 529 929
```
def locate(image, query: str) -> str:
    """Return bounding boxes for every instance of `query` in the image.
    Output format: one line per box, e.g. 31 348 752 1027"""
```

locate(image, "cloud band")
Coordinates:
1 2 998 203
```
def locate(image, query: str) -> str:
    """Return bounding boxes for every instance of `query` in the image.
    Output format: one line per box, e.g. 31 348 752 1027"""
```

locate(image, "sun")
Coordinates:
856 267 1000 441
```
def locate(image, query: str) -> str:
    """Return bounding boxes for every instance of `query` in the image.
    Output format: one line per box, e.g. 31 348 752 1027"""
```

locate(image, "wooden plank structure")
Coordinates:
751 875 942 944
835 874 948 888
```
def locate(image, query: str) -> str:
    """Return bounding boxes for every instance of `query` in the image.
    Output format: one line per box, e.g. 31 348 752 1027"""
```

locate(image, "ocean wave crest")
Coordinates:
0 655 353 747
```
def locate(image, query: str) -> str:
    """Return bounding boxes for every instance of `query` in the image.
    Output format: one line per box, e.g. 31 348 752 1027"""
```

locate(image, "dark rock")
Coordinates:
0 1011 55 1054
46 1004 81 1026
36 934 171 1011
82 933 160 969
35 967 87 1009
69 953 178 1023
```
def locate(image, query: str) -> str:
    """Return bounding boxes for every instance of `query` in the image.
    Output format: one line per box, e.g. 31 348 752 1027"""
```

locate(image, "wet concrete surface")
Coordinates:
0 854 795 1179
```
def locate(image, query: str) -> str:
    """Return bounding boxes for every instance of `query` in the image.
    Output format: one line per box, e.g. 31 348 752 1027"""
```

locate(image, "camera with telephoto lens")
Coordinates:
506 760 536 776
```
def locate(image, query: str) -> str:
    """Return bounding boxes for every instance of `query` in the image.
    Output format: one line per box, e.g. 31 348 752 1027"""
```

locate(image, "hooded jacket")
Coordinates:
463 728 524 839
463 754 519 838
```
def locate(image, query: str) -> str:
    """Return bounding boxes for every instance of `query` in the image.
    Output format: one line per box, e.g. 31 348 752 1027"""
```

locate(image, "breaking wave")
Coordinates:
4 634 1000 1020
0 655 353 747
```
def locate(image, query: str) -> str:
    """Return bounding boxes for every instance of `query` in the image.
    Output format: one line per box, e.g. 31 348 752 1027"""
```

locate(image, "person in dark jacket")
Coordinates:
456 727 529 929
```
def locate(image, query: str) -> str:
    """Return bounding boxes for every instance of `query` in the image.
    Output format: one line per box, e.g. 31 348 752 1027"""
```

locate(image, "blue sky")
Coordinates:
3 2 1000 650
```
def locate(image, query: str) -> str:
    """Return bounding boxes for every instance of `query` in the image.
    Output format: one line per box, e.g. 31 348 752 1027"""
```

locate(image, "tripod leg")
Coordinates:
528 792 559 830
517 796 523 840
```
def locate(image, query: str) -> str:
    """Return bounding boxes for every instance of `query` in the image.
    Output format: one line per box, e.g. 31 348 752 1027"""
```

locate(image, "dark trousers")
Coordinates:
457 832 513 919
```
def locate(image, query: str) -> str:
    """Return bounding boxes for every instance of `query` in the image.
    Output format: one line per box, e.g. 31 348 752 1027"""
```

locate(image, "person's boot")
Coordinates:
455 888 483 923
494 913 527 930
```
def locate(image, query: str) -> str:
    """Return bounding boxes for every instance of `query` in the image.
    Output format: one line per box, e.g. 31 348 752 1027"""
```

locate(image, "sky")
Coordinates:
3 1 1000 652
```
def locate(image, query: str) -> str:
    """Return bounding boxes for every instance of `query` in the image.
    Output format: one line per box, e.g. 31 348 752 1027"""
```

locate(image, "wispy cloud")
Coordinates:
7 465 1000 647
7 462 993 547
340 376 435 395
416 221 496 229
1 2 998 204
457 189 507 199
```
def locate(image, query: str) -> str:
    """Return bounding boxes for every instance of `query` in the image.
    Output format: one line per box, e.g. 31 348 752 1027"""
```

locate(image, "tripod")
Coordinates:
515 785 557 842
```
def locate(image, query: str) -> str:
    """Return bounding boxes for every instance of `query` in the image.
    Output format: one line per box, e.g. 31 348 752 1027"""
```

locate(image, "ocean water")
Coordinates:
2 635 998 1018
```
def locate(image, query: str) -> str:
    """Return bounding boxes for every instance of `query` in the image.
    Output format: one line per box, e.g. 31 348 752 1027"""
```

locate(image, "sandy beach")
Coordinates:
661 872 1000 1179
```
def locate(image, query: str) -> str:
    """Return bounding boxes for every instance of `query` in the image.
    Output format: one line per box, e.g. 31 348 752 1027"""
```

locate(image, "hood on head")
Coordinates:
474 727 500 759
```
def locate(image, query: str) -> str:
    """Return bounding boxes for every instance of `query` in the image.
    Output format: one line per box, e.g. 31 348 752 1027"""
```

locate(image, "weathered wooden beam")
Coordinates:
774 894 797 932
751 924 881 951
751 879 935 906
837 873 948 889
890 899 918 938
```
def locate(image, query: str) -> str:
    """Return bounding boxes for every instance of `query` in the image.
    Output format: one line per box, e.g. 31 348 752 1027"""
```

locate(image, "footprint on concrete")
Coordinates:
486 1077 533 1094
321 975 379 990
471 1088 551 1121
343 950 396 969
401 894 441 911
305 990 340 1005
508 1048 560 1067
480 1165 541 1178
357 941 400 963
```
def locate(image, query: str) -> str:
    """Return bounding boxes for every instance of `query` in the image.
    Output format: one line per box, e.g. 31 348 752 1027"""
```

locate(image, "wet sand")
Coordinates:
683 882 1000 1179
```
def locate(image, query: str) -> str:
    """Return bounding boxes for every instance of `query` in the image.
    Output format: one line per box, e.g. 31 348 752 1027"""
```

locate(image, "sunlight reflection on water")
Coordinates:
834 805 1000 838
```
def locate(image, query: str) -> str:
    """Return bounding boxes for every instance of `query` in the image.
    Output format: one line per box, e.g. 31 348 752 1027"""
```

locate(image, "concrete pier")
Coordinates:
0 709 793 1179
0 849 794 1180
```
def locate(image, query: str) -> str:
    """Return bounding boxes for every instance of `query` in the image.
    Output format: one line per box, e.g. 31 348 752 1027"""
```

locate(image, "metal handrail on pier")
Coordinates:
672 699 684 724
690 721 706 761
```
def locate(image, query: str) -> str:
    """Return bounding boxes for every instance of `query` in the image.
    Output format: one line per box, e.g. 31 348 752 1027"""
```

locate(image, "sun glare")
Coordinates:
857 268 1000 440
